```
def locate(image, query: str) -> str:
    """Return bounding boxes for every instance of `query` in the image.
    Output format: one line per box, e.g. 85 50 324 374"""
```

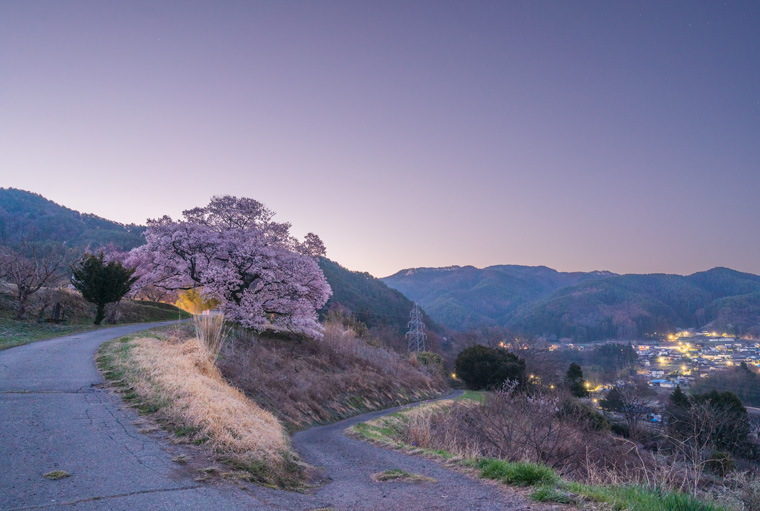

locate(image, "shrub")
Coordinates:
610 421 630 438
705 451 734 477
561 398 610 431
454 345 525 390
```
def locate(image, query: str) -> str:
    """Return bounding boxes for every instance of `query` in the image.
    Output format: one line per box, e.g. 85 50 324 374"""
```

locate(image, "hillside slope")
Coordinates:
509 268 760 341
385 265 760 341
319 258 439 335
0 188 144 250
383 265 614 331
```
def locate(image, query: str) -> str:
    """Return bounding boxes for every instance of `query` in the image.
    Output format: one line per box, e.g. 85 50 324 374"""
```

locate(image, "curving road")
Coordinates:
0 324 529 511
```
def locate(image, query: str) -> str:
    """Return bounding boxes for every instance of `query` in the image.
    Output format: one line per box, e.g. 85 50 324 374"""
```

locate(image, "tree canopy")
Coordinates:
565 362 589 398
454 345 526 390
129 196 331 337
71 252 137 325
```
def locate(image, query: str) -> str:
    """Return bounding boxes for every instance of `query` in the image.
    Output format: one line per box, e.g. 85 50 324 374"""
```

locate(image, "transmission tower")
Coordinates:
406 303 427 353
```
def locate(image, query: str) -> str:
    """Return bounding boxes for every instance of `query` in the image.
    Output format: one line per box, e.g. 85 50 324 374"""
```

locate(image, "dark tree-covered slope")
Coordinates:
318 258 439 335
0 188 145 250
383 265 614 331
385 265 760 341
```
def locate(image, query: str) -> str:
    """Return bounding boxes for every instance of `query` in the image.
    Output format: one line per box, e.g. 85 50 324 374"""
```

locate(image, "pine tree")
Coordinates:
566 362 589 398
71 252 137 325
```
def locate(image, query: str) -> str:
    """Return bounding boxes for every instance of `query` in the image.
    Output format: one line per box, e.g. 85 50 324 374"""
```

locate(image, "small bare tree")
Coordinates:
664 399 723 495
0 242 71 319
600 383 653 439
475 382 590 470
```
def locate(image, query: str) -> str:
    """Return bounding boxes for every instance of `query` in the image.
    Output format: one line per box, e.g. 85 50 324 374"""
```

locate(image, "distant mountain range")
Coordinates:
383 265 760 341
0 188 145 250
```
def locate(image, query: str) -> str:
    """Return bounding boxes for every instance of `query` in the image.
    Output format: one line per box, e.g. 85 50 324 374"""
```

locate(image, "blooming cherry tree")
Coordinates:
131 196 331 337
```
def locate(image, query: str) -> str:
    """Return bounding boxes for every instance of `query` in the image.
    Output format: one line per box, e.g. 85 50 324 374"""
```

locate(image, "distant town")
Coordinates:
558 330 760 390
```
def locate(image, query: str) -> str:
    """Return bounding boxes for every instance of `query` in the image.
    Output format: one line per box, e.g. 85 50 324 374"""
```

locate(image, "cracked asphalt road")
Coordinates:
1 323 530 510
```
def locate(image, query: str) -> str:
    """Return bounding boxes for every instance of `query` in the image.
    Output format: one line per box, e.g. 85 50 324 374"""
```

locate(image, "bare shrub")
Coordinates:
391 384 672 486
713 471 760 511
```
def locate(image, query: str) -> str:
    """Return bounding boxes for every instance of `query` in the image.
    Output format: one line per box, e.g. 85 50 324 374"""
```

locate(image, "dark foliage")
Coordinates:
666 386 753 457
691 363 760 407
71 252 137 325
318 258 439 335
383 264 613 331
565 362 589 398
386 263 760 341
454 345 526 390
0 188 145 251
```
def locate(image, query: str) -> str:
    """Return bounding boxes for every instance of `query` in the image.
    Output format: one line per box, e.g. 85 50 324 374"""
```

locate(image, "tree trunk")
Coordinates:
15 290 28 320
94 303 106 325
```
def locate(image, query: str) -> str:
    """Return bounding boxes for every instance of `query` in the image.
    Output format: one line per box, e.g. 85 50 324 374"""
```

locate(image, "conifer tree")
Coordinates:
71 252 137 325
566 362 589 398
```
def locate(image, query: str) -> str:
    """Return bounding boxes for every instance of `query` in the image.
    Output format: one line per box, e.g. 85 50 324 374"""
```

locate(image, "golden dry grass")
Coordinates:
100 335 291 476
192 313 228 360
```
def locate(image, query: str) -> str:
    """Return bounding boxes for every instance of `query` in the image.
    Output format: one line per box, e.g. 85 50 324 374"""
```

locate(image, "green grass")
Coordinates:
563 482 723 511
478 459 558 486
456 390 486 403
0 288 189 351
0 314 98 350
372 469 436 483
531 485 576 504
43 470 71 480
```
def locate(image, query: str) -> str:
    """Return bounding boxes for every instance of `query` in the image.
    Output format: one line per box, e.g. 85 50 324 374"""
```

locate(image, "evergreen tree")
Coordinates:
454 345 526 390
566 362 589 398
71 252 137 325
670 384 689 408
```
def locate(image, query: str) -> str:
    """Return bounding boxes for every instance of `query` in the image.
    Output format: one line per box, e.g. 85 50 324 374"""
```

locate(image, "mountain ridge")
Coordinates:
383 264 760 340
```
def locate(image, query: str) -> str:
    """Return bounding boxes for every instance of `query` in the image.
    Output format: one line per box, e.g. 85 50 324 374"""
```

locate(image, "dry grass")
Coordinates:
193 313 228 360
98 333 296 486
218 321 446 430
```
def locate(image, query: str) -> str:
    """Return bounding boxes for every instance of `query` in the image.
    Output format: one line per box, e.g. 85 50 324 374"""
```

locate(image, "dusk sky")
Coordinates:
2 1 759 278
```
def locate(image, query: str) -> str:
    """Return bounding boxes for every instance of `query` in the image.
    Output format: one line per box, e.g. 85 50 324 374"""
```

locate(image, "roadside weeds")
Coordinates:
348 395 724 511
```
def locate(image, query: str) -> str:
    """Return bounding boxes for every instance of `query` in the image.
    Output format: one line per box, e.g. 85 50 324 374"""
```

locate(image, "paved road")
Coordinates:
1 324 529 511
292 398 530 511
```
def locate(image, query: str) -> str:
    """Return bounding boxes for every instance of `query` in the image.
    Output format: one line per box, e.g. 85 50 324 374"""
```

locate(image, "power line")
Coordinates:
406 303 426 354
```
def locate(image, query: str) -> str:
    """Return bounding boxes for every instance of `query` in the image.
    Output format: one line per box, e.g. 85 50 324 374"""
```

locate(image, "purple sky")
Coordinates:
2 1 759 278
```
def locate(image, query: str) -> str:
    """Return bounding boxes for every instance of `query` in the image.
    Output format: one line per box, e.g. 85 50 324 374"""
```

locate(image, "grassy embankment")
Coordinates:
350 393 723 511
97 325 302 488
217 322 447 432
96 319 446 488
0 285 190 350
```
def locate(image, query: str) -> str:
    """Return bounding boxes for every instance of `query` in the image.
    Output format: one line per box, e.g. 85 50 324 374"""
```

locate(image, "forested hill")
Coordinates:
0 188 145 250
382 265 615 331
384 265 760 341
318 258 439 335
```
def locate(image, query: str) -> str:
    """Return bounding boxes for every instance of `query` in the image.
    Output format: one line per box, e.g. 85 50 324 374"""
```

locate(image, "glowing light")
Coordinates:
451 373 456 379
681 366 687 371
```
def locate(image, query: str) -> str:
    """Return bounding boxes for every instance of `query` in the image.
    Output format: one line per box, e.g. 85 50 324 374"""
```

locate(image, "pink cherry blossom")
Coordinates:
130 196 331 338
